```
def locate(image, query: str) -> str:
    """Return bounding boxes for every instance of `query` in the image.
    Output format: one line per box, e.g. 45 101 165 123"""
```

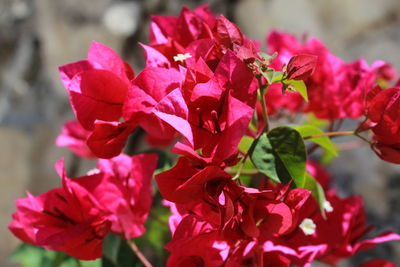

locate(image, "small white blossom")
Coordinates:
299 218 316 235
86 168 101 176
323 200 334 213
173 53 192 62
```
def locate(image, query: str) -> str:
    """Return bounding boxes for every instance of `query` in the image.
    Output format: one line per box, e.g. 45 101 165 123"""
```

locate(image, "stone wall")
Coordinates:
1 0 399 266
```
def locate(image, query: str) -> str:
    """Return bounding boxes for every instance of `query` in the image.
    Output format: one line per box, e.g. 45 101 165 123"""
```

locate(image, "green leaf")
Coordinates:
11 244 43 267
267 127 307 186
136 205 170 256
102 234 136 267
295 125 338 157
250 110 258 132
258 52 278 61
11 244 79 267
302 173 327 217
249 126 307 186
249 134 280 183
283 79 308 101
81 260 101 267
238 136 254 153
271 72 283 83
260 69 283 84
261 68 275 84
102 234 121 266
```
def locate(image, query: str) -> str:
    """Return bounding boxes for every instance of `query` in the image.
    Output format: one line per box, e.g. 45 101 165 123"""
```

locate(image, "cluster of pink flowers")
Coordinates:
9 154 157 260
9 5 400 266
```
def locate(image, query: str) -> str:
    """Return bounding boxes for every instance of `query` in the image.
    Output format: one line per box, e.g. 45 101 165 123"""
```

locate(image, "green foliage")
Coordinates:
11 243 100 267
261 68 283 84
101 189 171 267
136 204 170 258
283 79 308 101
249 126 306 186
102 234 138 267
238 136 254 153
295 125 338 157
258 52 278 62
248 126 328 214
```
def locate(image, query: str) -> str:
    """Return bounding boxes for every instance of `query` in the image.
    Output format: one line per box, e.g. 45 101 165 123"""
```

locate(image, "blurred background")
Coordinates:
1 0 400 266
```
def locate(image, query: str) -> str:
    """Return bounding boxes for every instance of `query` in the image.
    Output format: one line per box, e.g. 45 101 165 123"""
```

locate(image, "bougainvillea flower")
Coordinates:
271 190 400 265
217 184 311 243
263 83 304 115
86 120 136 159
72 153 158 238
149 5 258 70
285 54 317 80
140 43 171 69
9 159 111 260
371 141 400 164
366 87 400 163
371 60 397 82
165 215 229 267
225 241 261 267
154 51 255 162
163 190 224 235
122 66 183 144
59 42 134 130
155 157 231 203
162 200 183 235
368 87 400 141
149 6 215 67
359 259 397 267
225 240 292 267
10 153 157 259
266 31 379 120
56 120 95 158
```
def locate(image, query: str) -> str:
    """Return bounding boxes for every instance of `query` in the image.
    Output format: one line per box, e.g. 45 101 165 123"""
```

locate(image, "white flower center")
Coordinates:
300 218 316 235
323 200 333 213
173 53 192 62
87 168 101 176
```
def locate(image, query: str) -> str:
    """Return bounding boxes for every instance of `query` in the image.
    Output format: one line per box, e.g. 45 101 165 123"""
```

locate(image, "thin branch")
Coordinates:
257 75 270 132
303 131 354 140
232 154 250 180
227 168 259 176
127 239 153 267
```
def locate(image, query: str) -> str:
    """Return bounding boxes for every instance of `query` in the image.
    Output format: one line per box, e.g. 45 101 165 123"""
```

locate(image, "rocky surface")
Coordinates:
1 0 399 266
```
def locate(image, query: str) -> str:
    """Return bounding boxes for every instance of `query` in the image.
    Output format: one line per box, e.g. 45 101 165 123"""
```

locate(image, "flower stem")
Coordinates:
354 132 372 144
257 75 270 132
303 130 372 144
228 168 259 176
127 239 153 267
303 130 354 140
232 154 250 180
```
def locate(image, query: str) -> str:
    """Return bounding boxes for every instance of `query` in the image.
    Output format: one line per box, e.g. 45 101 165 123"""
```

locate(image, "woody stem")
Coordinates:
303 130 372 144
228 167 259 176
257 75 270 132
127 239 153 267
303 130 355 140
232 154 250 180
